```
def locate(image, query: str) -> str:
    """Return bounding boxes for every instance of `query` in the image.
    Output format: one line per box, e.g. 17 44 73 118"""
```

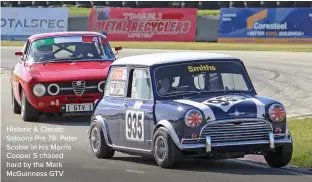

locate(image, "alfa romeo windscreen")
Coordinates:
28 36 114 64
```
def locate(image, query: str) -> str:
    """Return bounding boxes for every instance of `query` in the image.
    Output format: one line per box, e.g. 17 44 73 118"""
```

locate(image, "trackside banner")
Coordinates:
1 8 68 41
218 8 312 43
88 8 197 42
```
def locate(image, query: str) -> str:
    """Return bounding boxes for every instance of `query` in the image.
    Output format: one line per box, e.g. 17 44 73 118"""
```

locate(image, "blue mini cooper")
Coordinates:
88 52 293 168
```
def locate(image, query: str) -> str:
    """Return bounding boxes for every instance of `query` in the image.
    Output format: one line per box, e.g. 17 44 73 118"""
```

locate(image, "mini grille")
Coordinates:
72 80 86 96
200 120 272 143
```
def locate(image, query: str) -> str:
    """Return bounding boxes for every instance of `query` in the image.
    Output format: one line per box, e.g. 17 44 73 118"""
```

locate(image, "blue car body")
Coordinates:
89 52 292 168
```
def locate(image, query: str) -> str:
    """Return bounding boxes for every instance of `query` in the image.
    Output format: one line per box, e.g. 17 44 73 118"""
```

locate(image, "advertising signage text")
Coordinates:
218 8 312 43
88 8 197 42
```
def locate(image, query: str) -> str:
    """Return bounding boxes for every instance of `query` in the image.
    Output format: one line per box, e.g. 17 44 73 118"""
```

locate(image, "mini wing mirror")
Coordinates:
15 52 23 56
114 46 122 55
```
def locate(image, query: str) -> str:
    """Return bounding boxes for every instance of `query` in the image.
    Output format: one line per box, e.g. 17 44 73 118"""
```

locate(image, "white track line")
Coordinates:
125 169 146 174
233 159 310 175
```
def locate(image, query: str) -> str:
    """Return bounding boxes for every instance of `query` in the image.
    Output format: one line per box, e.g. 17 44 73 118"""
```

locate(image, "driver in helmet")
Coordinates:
157 77 173 95
29 45 55 63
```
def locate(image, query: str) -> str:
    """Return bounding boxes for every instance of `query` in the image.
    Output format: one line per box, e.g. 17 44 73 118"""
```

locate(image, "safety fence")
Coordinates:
2 1 312 9
1 7 312 43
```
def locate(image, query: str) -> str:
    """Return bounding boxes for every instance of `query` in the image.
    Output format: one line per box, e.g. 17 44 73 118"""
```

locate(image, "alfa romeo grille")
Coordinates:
72 80 86 96
200 120 272 143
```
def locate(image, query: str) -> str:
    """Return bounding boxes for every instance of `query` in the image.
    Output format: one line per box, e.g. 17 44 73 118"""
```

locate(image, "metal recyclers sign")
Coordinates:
88 8 197 42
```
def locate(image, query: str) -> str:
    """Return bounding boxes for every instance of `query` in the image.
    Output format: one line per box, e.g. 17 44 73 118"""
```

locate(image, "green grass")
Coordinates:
288 118 312 169
0 71 10 77
69 7 92 16
67 6 220 16
2 41 312 52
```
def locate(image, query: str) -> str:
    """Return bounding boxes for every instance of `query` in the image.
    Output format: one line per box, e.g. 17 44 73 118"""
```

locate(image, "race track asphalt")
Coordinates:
1 47 312 182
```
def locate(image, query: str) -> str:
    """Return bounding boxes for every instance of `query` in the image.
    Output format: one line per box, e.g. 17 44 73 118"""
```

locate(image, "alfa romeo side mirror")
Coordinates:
15 52 23 56
114 46 122 55
115 46 122 51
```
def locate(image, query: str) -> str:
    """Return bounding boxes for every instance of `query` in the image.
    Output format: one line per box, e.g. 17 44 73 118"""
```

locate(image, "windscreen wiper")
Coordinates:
42 57 80 65
160 91 201 96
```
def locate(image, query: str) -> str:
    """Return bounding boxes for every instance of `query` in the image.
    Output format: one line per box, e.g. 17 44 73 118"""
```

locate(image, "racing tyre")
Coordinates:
11 88 21 114
152 127 182 168
264 143 293 168
89 122 115 159
21 90 40 122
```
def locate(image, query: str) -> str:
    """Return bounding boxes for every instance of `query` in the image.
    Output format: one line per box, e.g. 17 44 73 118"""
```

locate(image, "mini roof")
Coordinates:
28 31 106 41
112 52 239 66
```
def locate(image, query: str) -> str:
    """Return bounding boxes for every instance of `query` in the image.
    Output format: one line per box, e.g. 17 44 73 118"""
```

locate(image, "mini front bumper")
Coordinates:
179 132 292 153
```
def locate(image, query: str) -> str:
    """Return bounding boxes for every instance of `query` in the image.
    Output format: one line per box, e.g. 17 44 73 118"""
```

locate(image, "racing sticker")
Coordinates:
109 80 126 96
201 95 265 118
32 36 104 48
202 95 248 112
111 68 127 81
188 65 216 72
125 110 144 142
175 95 266 120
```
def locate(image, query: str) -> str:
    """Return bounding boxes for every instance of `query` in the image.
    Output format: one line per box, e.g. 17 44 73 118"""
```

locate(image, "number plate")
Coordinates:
61 103 93 112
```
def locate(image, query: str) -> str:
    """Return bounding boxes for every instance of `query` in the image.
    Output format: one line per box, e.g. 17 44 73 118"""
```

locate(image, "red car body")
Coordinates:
10 31 121 121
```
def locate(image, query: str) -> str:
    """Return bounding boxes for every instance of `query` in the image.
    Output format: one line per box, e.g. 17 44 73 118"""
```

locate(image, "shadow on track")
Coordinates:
110 156 306 176
28 115 91 126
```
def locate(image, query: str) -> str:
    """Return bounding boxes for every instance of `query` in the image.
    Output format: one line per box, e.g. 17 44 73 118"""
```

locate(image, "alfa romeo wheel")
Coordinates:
11 88 21 114
264 143 293 168
152 127 182 168
21 90 40 122
89 122 115 159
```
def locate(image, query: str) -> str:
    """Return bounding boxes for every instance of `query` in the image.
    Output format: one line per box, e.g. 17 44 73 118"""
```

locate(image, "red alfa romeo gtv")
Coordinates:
10 31 122 122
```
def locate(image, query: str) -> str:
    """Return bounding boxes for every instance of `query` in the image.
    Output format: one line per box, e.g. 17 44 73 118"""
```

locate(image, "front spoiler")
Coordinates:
179 132 292 152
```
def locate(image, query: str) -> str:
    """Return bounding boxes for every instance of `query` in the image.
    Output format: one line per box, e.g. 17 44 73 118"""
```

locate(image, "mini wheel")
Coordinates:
152 127 182 168
21 90 40 122
11 88 21 114
89 122 115 159
264 143 293 168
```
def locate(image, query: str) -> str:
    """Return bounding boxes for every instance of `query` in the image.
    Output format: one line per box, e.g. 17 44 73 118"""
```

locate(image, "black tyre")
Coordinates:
11 88 21 114
264 143 293 168
152 127 182 168
21 90 40 122
89 122 115 159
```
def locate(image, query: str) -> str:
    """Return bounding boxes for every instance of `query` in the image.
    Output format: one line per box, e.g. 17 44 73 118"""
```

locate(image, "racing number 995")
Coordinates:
125 110 144 142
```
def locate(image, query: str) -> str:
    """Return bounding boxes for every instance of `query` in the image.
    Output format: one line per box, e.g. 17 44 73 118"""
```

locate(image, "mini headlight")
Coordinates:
184 109 203 128
98 80 106 92
33 84 46 97
268 103 286 122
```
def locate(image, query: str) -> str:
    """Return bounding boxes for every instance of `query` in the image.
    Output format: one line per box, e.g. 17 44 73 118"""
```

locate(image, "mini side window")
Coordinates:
104 67 127 97
129 68 153 100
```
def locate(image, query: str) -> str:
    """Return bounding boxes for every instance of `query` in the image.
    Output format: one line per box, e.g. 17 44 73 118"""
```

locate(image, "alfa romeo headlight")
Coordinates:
33 84 46 97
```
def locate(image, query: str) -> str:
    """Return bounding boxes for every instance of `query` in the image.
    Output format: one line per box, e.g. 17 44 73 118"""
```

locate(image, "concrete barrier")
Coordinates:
67 15 220 42
195 16 219 42
68 16 89 31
